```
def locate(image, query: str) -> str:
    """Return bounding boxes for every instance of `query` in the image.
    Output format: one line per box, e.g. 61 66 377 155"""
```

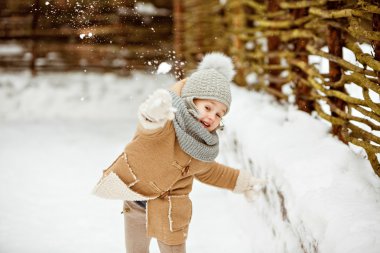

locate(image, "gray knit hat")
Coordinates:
182 52 236 114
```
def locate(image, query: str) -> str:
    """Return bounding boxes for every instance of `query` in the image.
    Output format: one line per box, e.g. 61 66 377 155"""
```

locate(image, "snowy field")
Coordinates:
0 71 380 253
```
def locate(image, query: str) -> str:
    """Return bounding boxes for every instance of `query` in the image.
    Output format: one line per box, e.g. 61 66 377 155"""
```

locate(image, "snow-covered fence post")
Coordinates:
327 0 347 143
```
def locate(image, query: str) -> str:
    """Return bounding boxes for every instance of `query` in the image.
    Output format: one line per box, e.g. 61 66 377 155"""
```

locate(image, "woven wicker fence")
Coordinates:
175 0 380 177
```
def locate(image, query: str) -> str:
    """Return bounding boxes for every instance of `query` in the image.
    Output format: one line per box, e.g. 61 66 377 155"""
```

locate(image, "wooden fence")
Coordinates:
172 0 227 78
0 0 173 74
175 0 380 177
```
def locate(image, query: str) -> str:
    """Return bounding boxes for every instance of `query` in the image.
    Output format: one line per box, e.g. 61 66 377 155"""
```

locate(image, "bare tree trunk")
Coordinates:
327 1 346 142
292 7 313 113
267 0 282 93
31 0 40 76
173 0 185 80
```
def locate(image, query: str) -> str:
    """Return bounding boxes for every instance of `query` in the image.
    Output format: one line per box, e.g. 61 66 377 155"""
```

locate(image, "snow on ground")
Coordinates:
0 71 379 253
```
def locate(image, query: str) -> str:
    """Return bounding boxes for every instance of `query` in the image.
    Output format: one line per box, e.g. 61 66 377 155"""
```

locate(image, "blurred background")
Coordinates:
0 0 175 74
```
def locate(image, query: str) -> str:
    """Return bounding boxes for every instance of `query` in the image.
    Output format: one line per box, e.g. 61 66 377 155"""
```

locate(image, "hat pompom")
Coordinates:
197 52 236 82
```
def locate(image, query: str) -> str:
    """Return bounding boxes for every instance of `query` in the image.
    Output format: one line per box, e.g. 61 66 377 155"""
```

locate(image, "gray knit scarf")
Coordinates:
169 91 219 162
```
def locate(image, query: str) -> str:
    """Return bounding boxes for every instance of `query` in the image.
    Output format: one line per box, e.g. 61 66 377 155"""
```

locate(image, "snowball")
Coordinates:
156 62 172 74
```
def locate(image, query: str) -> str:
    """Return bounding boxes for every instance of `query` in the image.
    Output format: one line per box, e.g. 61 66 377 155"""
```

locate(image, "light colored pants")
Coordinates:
123 201 186 253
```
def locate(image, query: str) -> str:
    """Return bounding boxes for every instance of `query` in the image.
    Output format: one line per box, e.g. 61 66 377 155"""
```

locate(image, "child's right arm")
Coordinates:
138 89 177 130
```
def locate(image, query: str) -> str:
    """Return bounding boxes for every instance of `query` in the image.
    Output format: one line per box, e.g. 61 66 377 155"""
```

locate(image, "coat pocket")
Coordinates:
168 196 192 232
93 152 156 201
103 152 137 186
92 172 152 201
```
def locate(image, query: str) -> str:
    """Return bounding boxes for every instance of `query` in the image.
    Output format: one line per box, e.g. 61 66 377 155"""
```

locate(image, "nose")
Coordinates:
206 113 215 122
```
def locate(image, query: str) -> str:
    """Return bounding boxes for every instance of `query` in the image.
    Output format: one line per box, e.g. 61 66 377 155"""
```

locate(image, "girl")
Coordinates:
93 52 266 253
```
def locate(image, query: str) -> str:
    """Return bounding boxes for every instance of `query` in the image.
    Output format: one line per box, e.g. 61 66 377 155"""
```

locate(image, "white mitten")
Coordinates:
233 170 266 202
243 177 266 202
138 89 177 129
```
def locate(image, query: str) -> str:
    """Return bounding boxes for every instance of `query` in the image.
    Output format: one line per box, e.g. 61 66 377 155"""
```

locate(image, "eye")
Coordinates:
216 114 221 118
205 106 210 111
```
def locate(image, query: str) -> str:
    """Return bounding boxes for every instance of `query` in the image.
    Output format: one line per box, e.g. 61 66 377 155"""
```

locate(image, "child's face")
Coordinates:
193 98 227 132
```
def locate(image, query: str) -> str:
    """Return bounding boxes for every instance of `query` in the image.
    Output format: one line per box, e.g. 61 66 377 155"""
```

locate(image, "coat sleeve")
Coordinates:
194 162 240 190
135 120 173 138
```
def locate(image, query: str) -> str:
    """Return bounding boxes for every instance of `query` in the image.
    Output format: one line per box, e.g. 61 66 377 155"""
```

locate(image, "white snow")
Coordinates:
79 33 93 39
0 70 379 253
134 2 170 16
156 62 172 75
134 2 159 15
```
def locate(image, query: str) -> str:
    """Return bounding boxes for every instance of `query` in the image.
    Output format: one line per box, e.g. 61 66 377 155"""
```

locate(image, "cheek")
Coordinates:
197 110 206 118
198 109 207 118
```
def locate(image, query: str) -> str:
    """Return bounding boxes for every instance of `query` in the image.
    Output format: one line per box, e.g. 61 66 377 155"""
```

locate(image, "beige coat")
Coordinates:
102 82 240 245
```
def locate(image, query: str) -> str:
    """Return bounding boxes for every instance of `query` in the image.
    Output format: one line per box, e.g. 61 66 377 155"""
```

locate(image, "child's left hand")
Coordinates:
243 177 266 202
234 170 266 202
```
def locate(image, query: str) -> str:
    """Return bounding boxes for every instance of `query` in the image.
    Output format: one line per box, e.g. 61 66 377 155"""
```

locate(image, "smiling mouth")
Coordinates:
200 120 210 128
